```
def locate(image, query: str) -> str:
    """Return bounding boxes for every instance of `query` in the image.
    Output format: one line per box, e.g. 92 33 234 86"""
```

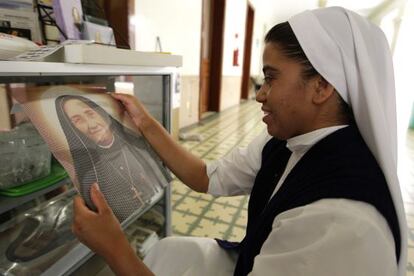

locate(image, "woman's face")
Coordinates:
63 99 113 147
256 42 316 140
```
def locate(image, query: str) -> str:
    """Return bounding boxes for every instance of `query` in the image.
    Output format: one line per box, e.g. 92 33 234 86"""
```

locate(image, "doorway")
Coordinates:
241 4 254 100
199 0 226 118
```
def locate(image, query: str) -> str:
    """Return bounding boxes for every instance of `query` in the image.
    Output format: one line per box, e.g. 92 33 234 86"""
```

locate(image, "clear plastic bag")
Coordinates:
0 123 51 189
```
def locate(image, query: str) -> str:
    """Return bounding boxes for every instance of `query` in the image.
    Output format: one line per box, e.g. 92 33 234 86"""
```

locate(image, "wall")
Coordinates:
248 0 320 77
0 85 11 130
133 0 202 128
219 0 320 109
249 15 266 78
180 76 200 127
220 0 247 110
391 0 414 145
132 0 321 126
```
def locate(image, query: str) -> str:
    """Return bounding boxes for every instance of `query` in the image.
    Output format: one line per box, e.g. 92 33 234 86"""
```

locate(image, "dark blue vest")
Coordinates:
217 125 400 276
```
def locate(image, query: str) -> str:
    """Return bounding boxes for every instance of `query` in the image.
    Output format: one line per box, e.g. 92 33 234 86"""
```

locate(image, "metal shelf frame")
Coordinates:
43 190 165 276
0 177 70 214
0 60 177 275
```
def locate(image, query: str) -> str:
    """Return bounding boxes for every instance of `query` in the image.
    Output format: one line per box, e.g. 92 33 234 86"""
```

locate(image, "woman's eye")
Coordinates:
86 110 97 118
263 76 273 84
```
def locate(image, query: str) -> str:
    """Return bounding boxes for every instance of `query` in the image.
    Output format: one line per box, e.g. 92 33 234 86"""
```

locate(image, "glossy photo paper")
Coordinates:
13 85 170 221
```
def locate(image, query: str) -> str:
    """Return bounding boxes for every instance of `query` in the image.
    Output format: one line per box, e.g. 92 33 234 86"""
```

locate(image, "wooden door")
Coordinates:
199 0 211 116
102 0 131 49
241 4 254 100
199 0 226 116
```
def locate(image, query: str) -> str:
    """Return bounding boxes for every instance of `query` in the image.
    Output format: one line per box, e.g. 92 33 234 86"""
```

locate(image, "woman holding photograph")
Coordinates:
55 95 170 221
71 6 406 276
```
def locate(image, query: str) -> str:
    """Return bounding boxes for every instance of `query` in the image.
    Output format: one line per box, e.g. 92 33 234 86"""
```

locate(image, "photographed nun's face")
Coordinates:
256 43 316 140
63 99 114 147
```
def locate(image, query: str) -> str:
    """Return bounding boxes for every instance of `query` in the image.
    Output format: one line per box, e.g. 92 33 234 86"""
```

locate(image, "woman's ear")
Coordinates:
312 76 335 105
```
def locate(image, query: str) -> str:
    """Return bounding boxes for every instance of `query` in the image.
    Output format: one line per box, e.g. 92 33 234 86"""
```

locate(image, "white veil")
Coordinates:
289 6 407 275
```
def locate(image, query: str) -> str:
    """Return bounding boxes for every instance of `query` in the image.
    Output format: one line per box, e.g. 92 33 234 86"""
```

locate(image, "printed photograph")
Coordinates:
12 85 170 221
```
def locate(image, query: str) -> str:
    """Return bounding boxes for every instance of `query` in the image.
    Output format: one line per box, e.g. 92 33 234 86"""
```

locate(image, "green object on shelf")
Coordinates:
0 163 68 197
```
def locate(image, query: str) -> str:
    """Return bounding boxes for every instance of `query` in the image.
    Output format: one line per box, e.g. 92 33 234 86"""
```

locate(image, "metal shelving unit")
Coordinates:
0 59 180 275
42 189 165 276
0 177 70 214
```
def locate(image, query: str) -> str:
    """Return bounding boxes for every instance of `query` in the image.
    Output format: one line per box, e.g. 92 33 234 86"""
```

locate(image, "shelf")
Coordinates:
0 177 70 214
42 189 165 276
0 61 179 77
0 186 165 275
0 63 174 275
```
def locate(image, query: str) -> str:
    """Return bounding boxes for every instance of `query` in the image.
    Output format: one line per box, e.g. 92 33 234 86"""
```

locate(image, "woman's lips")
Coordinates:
262 110 272 123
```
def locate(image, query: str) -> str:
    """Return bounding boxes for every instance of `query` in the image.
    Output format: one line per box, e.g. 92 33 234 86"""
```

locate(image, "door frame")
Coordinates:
241 3 254 100
199 0 226 116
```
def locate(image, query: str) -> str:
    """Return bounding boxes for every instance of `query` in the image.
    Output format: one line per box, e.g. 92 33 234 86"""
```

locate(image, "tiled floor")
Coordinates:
171 99 414 273
171 100 264 240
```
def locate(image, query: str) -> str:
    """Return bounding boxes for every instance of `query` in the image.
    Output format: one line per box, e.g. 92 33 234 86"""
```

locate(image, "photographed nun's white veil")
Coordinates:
289 6 407 274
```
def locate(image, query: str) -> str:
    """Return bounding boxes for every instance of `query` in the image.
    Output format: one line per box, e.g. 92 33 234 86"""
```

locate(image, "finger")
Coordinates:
90 183 111 215
73 195 94 217
112 93 138 107
110 92 132 103
72 196 93 236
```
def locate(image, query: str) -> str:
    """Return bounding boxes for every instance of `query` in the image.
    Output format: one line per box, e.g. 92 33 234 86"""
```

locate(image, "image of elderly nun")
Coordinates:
55 95 170 221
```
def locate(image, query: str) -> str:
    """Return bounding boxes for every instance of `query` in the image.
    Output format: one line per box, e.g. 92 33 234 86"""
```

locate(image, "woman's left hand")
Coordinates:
72 183 130 260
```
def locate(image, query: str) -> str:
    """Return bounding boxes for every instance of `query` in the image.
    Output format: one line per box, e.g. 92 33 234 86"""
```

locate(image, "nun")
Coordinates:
56 95 169 222
72 6 407 276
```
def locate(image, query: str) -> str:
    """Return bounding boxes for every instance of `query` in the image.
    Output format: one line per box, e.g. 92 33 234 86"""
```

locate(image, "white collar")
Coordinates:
98 133 115 149
286 125 348 153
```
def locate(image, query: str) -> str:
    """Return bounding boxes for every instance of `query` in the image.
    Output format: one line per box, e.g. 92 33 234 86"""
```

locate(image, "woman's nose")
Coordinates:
255 86 267 103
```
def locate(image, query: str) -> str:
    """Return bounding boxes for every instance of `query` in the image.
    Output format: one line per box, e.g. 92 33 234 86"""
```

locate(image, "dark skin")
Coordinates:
72 42 347 275
257 43 344 140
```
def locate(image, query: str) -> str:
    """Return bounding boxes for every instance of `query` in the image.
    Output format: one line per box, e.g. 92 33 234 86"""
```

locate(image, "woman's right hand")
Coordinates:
112 93 209 193
110 93 155 132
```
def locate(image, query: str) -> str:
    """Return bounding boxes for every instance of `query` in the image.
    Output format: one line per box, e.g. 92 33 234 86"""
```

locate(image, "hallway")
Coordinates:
171 99 264 240
171 99 414 273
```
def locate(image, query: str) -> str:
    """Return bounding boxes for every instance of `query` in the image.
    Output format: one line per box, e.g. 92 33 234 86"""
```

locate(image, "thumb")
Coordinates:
110 92 131 105
90 183 111 214
111 93 141 111
73 195 93 217
110 93 136 114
